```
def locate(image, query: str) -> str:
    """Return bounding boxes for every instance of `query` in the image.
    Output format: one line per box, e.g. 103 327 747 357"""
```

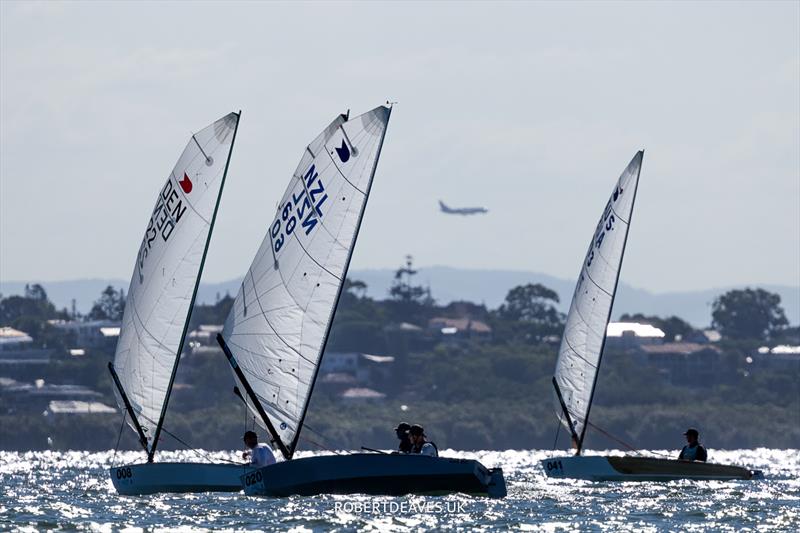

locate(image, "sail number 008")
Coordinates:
115 467 133 479
244 470 263 487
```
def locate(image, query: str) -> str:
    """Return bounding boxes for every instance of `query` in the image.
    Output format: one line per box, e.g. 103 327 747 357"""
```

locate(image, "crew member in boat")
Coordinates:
677 428 708 462
394 422 413 453
242 430 277 467
409 424 438 457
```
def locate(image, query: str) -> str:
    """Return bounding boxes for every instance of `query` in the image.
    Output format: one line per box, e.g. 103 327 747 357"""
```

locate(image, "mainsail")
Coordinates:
552 151 644 452
219 105 391 459
112 112 240 455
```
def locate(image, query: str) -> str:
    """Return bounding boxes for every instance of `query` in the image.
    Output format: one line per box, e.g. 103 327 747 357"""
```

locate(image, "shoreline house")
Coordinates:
638 342 722 386
0 327 52 367
428 317 492 342
605 322 666 349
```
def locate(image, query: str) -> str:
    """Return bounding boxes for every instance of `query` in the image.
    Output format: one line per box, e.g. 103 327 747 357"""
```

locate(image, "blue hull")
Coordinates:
242 453 506 498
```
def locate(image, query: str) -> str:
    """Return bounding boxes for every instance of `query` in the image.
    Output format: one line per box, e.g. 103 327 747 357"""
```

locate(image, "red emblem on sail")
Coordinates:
179 173 193 194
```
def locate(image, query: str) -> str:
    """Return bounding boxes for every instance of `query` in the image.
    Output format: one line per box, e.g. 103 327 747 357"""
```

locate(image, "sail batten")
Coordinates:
552 151 644 451
221 106 391 458
112 112 240 452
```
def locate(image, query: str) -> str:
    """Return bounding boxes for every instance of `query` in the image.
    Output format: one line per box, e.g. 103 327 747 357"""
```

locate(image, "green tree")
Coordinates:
496 283 564 341
711 288 788 341
88 286 125 321
389 255 431 305
0 285 61 325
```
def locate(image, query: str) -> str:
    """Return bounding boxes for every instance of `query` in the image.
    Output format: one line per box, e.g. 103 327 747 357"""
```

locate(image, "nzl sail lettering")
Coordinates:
270 164 328 253
136 173 191 281
586 182 623 268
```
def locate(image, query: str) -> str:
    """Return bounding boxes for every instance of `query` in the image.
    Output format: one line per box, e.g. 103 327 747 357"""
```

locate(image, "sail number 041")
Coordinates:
545 460 564 472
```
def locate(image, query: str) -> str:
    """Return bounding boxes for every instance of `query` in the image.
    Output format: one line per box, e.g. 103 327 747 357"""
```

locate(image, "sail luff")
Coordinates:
551 151 644 452
575 151 643 453
147 112 241 460
288 106 393 457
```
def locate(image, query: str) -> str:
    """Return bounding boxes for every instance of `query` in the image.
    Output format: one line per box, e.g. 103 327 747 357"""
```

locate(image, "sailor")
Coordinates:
677 428 708 462
409 424 438 457
242 430 277 467
394 422 413 453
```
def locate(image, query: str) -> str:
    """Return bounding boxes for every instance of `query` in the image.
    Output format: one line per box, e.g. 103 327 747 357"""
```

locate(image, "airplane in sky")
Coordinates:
438 200 489 215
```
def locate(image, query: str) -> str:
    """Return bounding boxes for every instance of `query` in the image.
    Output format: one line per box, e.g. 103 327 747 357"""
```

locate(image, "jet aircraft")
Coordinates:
438 200 488 215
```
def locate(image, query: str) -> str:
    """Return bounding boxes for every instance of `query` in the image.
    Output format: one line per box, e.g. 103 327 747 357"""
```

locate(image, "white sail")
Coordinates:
221 105 391 457
552 151 643 445
113 112 239 444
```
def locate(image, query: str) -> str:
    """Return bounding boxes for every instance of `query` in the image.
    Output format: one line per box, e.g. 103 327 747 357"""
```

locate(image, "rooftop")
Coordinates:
429 317 492 333
757 345 800 355
640 342 721 355
340 387 386 400
0 327 33 345
607 322 666 338
47 401 116 414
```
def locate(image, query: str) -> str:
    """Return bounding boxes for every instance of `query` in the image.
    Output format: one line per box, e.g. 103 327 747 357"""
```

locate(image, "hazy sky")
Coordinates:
1 1 798 293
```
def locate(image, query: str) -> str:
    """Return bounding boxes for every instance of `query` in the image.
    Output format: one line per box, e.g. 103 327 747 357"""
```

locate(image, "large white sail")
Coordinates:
112 112 240 447
220 106 391 458
552 151 643 448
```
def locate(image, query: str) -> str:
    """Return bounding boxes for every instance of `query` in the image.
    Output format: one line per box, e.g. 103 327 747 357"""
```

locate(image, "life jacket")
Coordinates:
680 444 704 461
414 440 438 457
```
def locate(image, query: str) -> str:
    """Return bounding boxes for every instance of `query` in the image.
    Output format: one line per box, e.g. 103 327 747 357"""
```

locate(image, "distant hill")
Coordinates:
2 267 797 327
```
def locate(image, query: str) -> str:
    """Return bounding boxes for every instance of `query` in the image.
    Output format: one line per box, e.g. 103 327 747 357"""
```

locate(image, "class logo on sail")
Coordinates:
335 140 350 163
179 173 193 194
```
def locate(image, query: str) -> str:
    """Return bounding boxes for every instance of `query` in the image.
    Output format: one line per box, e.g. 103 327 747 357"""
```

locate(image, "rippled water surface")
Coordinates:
1 449 798 531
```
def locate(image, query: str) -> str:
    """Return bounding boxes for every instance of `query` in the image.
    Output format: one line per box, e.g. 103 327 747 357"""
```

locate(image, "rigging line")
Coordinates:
299 434 342 455
157 423 241 465
112 411 128 467
584 421 638 453
551 413 563 452
191 133 212 163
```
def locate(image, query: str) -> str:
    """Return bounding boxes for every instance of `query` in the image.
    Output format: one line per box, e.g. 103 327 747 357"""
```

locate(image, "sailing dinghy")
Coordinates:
540 151 761 482
217 105 507 498
108 112 251 495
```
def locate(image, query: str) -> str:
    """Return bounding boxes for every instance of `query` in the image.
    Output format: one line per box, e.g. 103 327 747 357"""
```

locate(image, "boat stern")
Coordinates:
241 467 266 496
487 467 507 498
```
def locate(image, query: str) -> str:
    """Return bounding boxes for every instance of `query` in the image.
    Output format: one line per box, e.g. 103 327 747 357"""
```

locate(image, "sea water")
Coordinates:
1 449 797 531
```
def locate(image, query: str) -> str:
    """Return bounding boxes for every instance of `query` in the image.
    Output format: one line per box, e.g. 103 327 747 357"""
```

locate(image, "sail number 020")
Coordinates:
244 470 263 487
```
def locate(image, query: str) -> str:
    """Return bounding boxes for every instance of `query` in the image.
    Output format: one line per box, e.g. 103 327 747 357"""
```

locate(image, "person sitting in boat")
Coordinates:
677 428 708 462
242 430 277 467
394 422 413 454
409 424 438 457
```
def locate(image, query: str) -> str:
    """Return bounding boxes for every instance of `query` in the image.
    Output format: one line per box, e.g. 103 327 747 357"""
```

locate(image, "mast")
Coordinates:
287 106 393 458
108 362 149 453
147 111 241 462
575 150 643 455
